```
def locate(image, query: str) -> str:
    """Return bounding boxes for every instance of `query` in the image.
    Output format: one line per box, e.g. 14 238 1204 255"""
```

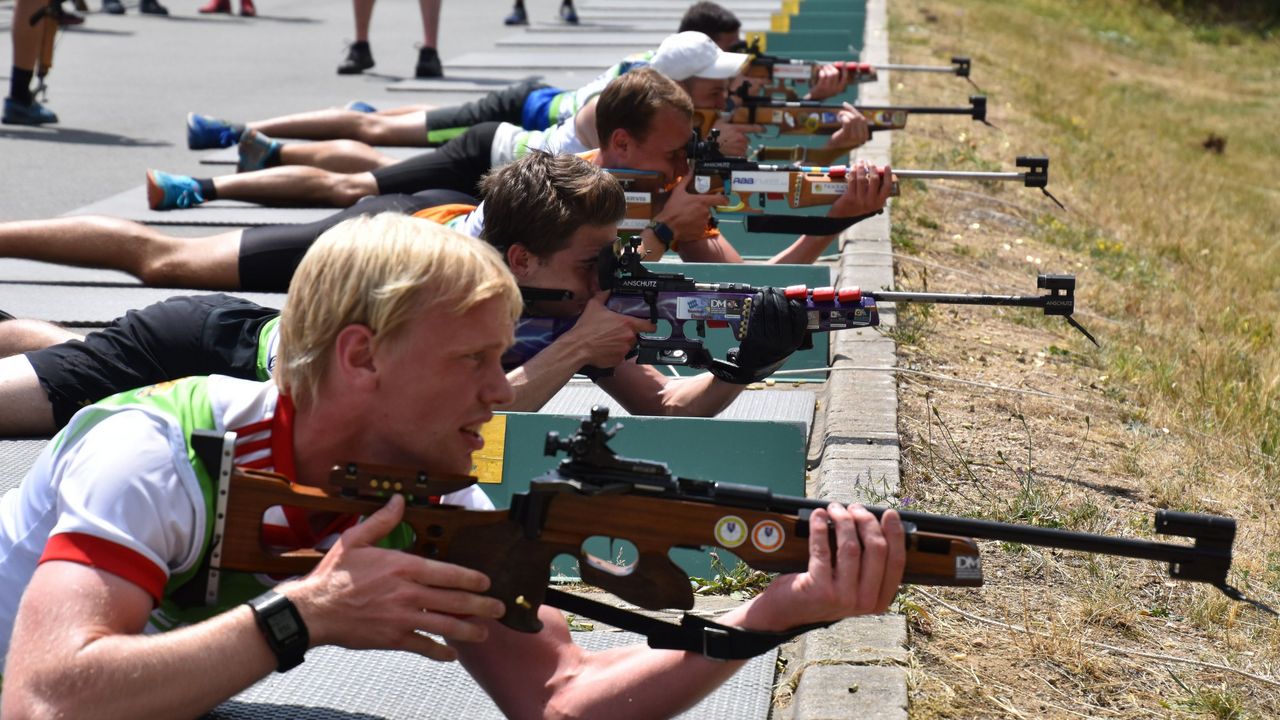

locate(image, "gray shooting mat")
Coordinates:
445 50 641 71
200 144 428 166
63 186 335 227
387 68 610 94
576 8 772 20
577 0 782 9
543 380 817 436
495 31 670 48
523 21 772 32
384 73 548 94
0 283 285 325
0 258 141 285
208 630 775 720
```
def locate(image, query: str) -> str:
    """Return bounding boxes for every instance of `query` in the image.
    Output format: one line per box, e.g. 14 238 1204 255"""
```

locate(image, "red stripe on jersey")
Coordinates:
269 394 297 481
40 532 168 603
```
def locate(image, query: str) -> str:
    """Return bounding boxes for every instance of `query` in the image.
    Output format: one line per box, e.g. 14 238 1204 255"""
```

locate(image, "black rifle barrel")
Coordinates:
705 483 1216 567
858 103 974 115
867 290 1047 308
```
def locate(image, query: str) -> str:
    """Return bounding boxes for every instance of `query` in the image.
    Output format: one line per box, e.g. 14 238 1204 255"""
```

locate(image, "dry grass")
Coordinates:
883 0 1280 716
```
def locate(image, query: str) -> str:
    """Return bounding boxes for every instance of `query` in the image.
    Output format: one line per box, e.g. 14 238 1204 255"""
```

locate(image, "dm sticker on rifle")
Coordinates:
751 520 786 553
955 554 982 580
714 515 748 548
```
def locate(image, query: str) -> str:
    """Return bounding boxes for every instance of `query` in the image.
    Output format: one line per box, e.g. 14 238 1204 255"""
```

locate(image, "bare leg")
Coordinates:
353 0 376 42
419 0 440 47
0 320 77 357
276 140 401 173
373 104 431 116
249 110 433 146
12 1 42 77
0 217 244 288
0 349 63 437
212 168 379 208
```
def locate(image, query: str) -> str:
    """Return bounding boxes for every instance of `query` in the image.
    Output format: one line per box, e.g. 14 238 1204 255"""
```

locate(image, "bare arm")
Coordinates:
595 360 743 417
453 504 905 720
769 162 893 265
2 496 504 719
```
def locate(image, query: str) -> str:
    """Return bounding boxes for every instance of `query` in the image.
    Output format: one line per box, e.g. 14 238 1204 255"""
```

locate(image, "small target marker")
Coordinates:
751 520 785 553
714 515 748 548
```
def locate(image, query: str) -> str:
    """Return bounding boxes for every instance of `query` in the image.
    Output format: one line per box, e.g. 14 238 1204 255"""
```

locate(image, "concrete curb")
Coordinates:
790 0 910 717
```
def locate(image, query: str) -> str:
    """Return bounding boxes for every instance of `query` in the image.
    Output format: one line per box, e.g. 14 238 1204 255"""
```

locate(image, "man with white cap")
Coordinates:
145 31 764 213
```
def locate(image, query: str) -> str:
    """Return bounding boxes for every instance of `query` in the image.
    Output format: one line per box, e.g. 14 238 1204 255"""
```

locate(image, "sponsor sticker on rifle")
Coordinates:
811 181 846 196
617 218 649 230
624 191 651 204
751 520 785 553
676 295 746 321
470 415 507 484
730 171 791 193
694 175 712 194
772 63 810 80
955 554 982 580
714 515 748 548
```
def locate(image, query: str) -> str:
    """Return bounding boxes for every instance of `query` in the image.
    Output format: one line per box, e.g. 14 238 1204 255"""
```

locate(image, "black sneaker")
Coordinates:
103 0 125 13
0 309 14 322
415 47 443 79
337 42 375 75
140 0 169 14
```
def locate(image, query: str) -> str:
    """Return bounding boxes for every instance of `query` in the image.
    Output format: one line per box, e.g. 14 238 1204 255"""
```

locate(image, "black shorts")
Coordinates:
371 122 500 197
425 79 549 141
26 294 279 429
237 188 478 292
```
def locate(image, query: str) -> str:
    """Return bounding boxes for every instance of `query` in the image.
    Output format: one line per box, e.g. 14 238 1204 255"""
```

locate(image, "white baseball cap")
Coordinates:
650 31 750 81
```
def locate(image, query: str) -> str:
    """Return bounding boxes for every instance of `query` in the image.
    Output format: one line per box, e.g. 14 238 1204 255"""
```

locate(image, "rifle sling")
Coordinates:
544 588 830 660
743 211 879 236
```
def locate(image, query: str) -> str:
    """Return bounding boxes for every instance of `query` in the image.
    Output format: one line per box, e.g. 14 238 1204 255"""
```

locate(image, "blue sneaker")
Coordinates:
2 97 59 126
187 112 240 150
237 129 282 173
345 100 378 113
146 170 205 210
559 1 578 24
503 4 528 25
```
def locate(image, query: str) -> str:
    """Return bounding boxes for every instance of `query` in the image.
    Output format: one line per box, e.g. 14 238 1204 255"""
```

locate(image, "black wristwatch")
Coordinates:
246 590 310 673
645 219 675 249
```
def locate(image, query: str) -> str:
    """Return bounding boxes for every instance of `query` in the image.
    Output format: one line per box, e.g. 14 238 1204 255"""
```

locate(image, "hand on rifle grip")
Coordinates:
283 494 505 661
829 163 893 221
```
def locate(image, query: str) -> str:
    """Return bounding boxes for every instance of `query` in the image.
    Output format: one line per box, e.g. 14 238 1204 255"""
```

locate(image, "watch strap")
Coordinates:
645 220 675 249
246 590 309 673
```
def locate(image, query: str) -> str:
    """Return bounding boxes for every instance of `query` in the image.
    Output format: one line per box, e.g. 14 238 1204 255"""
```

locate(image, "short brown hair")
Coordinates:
479 151 626 258
277 214 521 407
595 67 694 146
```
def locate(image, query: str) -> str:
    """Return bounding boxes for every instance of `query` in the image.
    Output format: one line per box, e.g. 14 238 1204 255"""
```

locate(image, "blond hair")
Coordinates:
276 213 521 406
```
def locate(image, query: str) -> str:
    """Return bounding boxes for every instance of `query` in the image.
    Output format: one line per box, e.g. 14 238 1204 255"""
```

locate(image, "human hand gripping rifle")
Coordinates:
189 410 1274 661
591 236 1096 383
737 37 976 99
632 130 1065 238
693 87 990 153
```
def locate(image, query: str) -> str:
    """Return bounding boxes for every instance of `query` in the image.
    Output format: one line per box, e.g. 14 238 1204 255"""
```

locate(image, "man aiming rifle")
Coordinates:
0 212 905 718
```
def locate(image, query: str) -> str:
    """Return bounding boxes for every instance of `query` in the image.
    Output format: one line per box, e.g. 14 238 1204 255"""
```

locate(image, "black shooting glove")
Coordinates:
709 287 809 385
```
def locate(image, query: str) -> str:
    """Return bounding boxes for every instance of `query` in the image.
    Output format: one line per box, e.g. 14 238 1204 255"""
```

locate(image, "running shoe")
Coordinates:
344 101 378 113
187 112 239 149
240 0 256 16
415 47 443 79
146 170 205 210
0 309 14 322
337 42 375 75
560 1 578 24
2 97 58 126
503 4 528 25
139 0 169 15
198 0 231 12
102 0 125 13
237 129 281 173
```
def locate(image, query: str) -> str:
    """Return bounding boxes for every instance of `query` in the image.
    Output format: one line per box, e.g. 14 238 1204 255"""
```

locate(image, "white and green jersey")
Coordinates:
0 375 491 676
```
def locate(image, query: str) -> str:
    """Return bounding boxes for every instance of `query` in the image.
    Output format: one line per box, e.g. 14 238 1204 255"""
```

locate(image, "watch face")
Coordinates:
267 610 301 640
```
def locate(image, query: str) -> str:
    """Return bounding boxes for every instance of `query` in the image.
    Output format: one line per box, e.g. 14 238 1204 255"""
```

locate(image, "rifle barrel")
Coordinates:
874 63 960 73
858 104 973 115
868 290 1045 308
894 169 1025 182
